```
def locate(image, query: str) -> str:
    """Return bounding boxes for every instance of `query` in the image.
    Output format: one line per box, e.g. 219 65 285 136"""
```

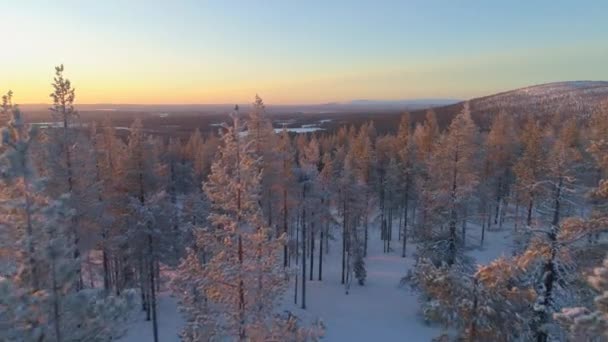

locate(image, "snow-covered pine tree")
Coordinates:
121 118 165 342
317 151 335 280
43 195 134 342
174 105 286 340
48 64 78 194
428 102 479 266
274 127 296 267
485 110 517 229
537 121 581 341
247 95 278 227
338 149 366 291
0 90 11 128
412 109 440 240
375 134 393 253
553 115 608 340
0 96 43 289
513 118 546 228
351 123 376 256
514 118 599 341
297 134 322 304
410 256 536 341
555 254 608 340
0 95 133 342
396 113 414 257
186 128 219 186
46 64 84 289
97 115 130 295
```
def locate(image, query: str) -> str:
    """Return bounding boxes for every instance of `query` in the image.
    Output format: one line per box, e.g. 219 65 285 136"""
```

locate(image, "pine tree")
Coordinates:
555 254 608 340
0 93 133 342
522 119 583 342
338 149 366 290
121 118 162 341
48 64 77 193
98 115 128 294
274 128 296 267
396 113 414 257
410 256 536 341
317 151 335 280
551 114 608 340
247 95 277 227
297 134 321 305
47 64 83 289
174 106 286 340
413 109 440 239
351 124 375 256
430 103 479 266
0 96 42 289
485 111 517 228
513 118 545 227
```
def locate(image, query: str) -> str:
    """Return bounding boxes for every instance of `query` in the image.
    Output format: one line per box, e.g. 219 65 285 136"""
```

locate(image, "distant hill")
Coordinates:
408 81 608 130
345 98 460 109
20 81 608 136
19 98 458 114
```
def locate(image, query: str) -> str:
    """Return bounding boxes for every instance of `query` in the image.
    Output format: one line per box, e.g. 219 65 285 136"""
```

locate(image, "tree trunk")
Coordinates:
387 205 392 251
301 185 307 309
102 233 110 291
294 232 298 303
448 149 459 266
294 212 299 304
481 221 486 247
238 234 246 341
283 188 288 267
462 206 467 248
63 120 82 291
325 221 329 254
140 255 149 317
319 229 323 281
494 177 502 224
51 258 63 342
148 236 159 342
402 192 408 258
341 198 347 285
514 196 520 232
21 168 39 290
268 187 272 228
309 223 314 281
363 193 369 257
535 177 562 342
526 193 534 227
470 278 479 341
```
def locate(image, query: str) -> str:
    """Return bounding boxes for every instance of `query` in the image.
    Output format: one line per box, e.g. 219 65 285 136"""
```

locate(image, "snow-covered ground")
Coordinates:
282 232 439 341
120 294 182 342
120 222 516 341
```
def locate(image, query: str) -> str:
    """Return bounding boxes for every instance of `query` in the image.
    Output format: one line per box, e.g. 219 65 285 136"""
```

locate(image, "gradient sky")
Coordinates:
3 1 608 104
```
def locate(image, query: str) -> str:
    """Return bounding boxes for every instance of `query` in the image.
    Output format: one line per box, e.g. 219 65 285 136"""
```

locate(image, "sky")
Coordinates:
3 0 608 104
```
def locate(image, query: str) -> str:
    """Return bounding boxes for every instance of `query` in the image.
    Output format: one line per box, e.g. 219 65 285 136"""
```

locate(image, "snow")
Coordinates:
119 222 517 341
273 127 324 134
464 223 515 265
281 228 440 341
119 293 183 342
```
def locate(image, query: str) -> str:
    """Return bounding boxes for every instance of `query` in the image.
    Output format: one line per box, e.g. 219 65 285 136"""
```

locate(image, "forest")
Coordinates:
1 65 608 341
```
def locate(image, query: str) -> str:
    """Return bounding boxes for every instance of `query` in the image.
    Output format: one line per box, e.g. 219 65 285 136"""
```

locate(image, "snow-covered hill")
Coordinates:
472 81 608 118
409 81 608 130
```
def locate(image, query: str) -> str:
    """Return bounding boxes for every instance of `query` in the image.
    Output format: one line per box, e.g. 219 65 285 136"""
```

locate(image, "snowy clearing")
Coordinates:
119 222 516 341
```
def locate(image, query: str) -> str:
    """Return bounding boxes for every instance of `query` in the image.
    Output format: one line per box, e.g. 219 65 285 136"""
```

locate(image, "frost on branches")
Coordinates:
173 106 318 341
409 257 536 341
0 92 133 342
555 255 608 340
